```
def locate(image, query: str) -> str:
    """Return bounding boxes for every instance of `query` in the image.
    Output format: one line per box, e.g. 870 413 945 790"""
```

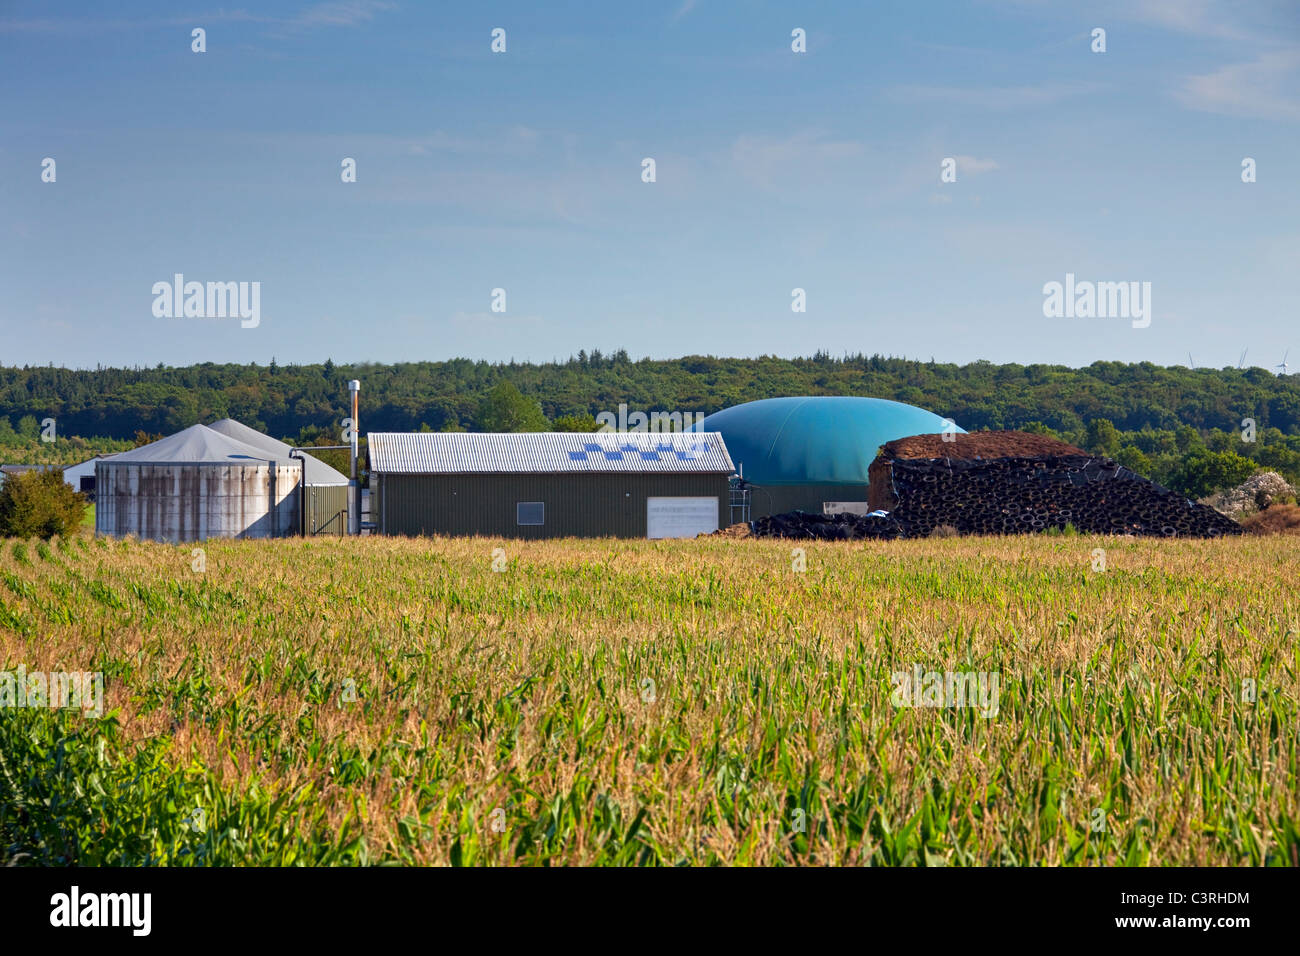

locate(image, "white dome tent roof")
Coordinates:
207 419 349 486
106 424 276 465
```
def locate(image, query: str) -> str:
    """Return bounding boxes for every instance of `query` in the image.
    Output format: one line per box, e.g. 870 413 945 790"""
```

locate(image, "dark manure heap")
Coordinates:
752 510 904 540
751 430 1242 539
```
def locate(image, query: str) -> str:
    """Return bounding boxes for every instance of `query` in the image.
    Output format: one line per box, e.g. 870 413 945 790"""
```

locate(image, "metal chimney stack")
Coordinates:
349 379 361 534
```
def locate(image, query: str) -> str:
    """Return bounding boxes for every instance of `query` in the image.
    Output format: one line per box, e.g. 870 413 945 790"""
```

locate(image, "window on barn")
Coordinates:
516 501 544 526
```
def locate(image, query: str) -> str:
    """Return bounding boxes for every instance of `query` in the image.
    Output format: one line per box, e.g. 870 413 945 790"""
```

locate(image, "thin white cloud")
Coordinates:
955 155 999 174
294 2 396 28
1175 50 1300 121
1121 0 1260 42
671 1 698 24
238 128 542 159
729 131 863 191
450 311 543 329
0 12 259 33
0 3 395 34
888 83 1100 111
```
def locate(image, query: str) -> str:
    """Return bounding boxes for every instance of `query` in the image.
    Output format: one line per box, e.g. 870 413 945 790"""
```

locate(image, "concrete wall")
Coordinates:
96 463 300 543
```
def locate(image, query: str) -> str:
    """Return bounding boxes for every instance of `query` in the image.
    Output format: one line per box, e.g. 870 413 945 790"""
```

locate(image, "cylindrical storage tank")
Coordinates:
205 418 352 536
94 425 301 543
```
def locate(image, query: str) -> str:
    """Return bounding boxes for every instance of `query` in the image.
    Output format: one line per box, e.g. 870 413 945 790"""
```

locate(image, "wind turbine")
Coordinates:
1276 350 1290 376
1187 352 1195 369
1237 348 1248 370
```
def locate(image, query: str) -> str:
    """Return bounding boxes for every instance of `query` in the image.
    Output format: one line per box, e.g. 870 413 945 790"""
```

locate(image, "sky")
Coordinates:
1 0 1297 370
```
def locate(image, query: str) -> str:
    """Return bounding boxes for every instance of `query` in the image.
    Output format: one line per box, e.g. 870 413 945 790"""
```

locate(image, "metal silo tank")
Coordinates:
95 460 301 543
94 425 304 543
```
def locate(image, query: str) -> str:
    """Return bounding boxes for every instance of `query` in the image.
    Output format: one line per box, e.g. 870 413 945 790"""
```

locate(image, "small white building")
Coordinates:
63 454 119 494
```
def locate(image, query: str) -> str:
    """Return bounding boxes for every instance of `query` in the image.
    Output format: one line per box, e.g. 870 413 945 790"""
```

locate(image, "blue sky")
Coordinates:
2 0 1297 370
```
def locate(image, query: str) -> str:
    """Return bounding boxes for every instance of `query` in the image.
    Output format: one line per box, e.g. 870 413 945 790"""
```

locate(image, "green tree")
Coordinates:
1085 418 1122 458
1175 424 1202 454
1021 421 1063 440
1167 450 1256 498
1115 445 1152 477
1206 429 1233 453
477 382 550 432
552 413 599 432
0 469 86 538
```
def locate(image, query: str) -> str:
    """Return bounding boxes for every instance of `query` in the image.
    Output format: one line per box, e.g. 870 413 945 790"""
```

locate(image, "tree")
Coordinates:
1085 418 1122 458
1 355 1299 487
477 382 550 432
552 413 599 432
1115 445 1152 477
1021 421 1063 440
1167 450 1256 499
0 469 86 538
1174 424 1202 454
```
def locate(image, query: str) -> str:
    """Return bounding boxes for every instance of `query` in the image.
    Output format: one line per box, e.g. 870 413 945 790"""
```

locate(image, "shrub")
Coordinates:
0 469 87 539
1167 450 1257 499
1241 503 1300 536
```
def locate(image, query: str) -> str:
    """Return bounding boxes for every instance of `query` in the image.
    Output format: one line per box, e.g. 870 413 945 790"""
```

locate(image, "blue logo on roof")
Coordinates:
568 436 702 463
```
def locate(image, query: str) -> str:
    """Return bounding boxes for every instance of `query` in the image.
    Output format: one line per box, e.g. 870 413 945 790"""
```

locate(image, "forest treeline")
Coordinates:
2 352 1299 496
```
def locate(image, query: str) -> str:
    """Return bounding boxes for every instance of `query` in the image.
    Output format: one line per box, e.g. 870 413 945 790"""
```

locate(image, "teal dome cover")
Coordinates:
695 396 963 485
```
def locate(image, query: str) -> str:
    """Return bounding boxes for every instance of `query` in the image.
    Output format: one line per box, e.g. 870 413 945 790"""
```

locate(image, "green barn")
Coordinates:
368 431 735 539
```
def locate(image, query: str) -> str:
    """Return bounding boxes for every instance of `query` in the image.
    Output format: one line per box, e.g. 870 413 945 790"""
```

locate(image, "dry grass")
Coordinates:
1 532 1297 866
1241 503 1300 536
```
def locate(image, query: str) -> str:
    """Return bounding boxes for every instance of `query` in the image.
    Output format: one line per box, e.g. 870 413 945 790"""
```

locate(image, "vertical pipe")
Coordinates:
349 379 361 535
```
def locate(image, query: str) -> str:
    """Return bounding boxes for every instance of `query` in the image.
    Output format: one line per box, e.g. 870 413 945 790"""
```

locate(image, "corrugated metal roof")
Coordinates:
368 431 735 475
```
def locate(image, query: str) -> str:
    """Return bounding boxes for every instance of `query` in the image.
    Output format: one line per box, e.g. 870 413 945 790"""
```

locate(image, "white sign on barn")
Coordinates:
823 501 871 515
646 497 718 539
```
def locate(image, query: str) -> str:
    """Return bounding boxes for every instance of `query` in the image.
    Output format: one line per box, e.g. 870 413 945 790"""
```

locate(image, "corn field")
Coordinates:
0 532 1297 866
